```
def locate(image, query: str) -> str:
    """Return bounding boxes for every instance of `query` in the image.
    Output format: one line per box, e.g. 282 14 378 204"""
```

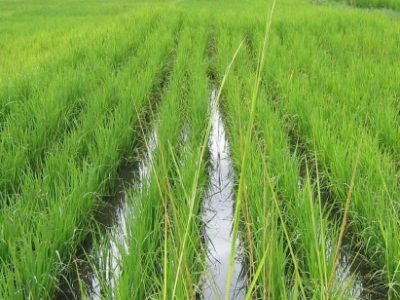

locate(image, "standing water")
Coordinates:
201 89 245 300
88 127 158 299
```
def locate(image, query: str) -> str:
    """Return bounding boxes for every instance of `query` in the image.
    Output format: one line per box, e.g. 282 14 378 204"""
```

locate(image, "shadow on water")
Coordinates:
55 159 135 300
88 127 158 299
200 89 245 300
290 134 384 299
55 125 158 300
339 237 388 299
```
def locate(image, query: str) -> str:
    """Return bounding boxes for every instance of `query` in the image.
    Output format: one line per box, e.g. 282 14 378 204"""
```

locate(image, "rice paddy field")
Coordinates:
1 0 400 299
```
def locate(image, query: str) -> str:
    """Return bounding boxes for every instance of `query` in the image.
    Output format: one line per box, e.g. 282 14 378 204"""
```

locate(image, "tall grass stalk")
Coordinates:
224 1 279 299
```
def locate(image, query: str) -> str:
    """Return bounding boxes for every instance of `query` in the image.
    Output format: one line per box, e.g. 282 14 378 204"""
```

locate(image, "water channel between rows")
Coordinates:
68 88 372 300
87 127 158 299
201 88 245 300
86 88 246 299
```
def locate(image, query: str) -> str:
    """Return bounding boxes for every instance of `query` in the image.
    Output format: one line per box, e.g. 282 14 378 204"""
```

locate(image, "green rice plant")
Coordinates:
0 12 162 198
211 9 291 299
213 4 364 299
166 21 210 300
115 15 210 299
0 13 179 299
115 18 193 300
1 0 400 299
255 85 358 300
0 12 147 122
275 6 400 163
263 4 400 296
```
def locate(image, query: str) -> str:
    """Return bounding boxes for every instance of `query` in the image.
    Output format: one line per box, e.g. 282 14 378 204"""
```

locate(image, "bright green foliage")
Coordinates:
0 0 399 299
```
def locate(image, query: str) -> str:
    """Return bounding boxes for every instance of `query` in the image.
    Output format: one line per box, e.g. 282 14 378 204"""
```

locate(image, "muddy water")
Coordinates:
86 128 158 299
201 89 245 300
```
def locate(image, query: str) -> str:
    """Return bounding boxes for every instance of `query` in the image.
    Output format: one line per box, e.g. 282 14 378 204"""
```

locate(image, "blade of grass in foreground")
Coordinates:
115 18 199 300
219 2 296 299
215 20 290 298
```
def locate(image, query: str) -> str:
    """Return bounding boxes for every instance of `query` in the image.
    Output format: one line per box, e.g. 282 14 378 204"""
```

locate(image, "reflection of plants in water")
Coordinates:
201 88 245 300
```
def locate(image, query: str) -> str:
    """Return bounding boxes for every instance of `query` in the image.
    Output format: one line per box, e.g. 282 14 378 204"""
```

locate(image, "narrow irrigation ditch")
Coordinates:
201 88 245 300
287 131 366 296
87 126 158 299
55 108 160 300
284 122 387 299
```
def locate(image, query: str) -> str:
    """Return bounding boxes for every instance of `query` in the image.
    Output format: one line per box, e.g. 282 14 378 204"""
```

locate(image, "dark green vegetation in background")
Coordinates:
330 0 400 11
0 0 399 299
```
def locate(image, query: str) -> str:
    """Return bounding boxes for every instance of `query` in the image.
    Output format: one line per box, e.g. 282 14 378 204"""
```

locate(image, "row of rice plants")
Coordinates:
213 9 359 299
115 15 212 299
265 2 400 297
0 13 180 299
0 9 159 125
0 12 161 195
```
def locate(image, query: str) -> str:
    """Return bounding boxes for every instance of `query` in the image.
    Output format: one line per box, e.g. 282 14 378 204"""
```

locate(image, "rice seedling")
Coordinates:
1 0 400 299
0 12 162 197
0 12 179 299
263 3 400 296
115 16 211 299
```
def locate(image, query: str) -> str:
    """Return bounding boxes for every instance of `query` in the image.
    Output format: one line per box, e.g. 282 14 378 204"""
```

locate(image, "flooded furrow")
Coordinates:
55 125 158 300
338 239 387 299
201 89 245 300
335 246 364 299
87 127 158 299
291 136 374 299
